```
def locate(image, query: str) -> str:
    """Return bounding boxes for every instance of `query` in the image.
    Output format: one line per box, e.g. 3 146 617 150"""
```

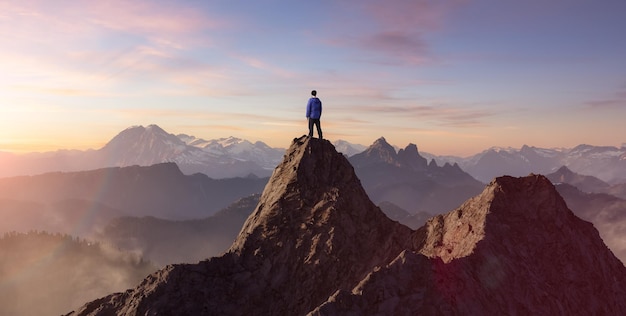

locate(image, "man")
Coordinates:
306 90 323 139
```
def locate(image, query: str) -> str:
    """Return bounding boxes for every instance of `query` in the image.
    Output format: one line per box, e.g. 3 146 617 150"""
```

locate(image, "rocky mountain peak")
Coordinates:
397 143 428 170
349 136 398 167
546 165 610 193
312 174 626 314
69 135 413 316
419 174 573 263
101 124 189 165
231 135 374 251
421 175 573 263
226 136 413 314
554 165 574 176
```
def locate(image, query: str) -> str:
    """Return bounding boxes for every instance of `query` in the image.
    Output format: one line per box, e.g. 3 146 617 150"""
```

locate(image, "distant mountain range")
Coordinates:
1 124 625 184
544 166 626 262
349 137 484 215
98 194 261 266
0 163 268 238
422 144 626 184
0 125 284 179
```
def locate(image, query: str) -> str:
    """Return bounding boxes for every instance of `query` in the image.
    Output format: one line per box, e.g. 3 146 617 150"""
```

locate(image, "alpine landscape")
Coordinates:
65 136 626 315
3 1 626 315
1 124 626 315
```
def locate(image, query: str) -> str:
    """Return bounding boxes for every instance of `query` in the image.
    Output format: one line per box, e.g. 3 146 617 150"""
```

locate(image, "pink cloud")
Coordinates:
586 87 626 109
326 0 465 65
350 103 497 128
82 1 229 47
358 31 431 65
359 0 463 31
586 99 626 109
0 1 241 97
2 0 224 38
233 55 297 79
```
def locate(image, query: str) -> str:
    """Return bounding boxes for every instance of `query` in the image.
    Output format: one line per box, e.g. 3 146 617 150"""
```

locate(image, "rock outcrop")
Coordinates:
68 136 413 315
68 137 626 316
312 175 626 315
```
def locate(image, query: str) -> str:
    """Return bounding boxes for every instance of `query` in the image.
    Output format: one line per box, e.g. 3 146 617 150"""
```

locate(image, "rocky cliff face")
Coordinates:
68 136 413 315
68 137 626 316
312 175 626 315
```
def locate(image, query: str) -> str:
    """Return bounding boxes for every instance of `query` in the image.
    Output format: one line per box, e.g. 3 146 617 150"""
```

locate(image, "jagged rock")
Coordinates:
348 137 398 168
68 136 413 316
397 143 428 170
311 175 626 315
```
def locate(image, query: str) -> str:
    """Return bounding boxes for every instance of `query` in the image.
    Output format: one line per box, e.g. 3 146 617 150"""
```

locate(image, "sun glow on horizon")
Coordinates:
1 0 625 156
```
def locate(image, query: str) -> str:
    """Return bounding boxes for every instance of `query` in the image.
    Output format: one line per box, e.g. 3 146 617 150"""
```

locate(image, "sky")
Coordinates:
1 0 625 156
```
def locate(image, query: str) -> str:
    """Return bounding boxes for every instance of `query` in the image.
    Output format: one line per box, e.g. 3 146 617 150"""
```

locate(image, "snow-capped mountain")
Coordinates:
102 125 193 166
178 134 284 169
424 144 626 184
0 125 284 179
2 125 625 184
104 125 288 178
333 139 367 156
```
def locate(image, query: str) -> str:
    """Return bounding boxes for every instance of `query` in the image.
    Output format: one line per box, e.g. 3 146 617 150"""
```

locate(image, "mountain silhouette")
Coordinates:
546 165 610 193
438 144 626 184
349 137 484 214
99 194 261 266
0 163 268 237
67 137 626 315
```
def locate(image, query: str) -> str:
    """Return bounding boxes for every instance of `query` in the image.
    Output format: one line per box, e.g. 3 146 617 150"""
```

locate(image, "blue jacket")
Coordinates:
306 97 322 119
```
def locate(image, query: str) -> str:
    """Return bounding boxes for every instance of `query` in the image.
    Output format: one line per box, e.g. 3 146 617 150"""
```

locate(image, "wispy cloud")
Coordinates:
0 0 234 97
585 99 626 109
350 103 497 128
585 87 626 109
325 0 464 65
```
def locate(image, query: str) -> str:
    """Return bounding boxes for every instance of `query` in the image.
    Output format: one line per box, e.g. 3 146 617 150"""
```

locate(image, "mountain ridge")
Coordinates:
68 136 626 315
0 162 268 227
312 174 626 314
2 125 625 183
348 137 484 215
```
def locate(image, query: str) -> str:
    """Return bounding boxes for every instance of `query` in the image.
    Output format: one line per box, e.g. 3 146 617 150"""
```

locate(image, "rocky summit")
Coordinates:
312 175 626 315
68 137 626 316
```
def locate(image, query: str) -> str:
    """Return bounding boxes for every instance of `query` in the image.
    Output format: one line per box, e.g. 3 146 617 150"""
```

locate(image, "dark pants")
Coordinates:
308 118 323 139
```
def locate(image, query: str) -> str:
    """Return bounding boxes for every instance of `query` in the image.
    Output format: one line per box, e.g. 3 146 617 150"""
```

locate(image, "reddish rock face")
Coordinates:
313 175 626 315
69 137 626 316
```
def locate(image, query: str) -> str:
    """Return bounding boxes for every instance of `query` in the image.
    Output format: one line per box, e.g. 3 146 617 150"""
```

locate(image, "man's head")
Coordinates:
311 90 317 96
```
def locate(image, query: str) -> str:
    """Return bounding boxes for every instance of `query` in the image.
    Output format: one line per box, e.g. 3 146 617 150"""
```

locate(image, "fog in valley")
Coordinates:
0 232 155 316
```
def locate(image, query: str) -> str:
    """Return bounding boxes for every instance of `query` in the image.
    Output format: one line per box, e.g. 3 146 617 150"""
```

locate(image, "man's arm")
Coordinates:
306 98 312 118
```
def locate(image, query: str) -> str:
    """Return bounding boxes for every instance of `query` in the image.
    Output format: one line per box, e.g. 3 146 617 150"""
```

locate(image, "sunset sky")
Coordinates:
1 0 625 156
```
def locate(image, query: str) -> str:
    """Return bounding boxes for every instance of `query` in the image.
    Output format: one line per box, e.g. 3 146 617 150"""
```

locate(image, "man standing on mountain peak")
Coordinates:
306 90 323 139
